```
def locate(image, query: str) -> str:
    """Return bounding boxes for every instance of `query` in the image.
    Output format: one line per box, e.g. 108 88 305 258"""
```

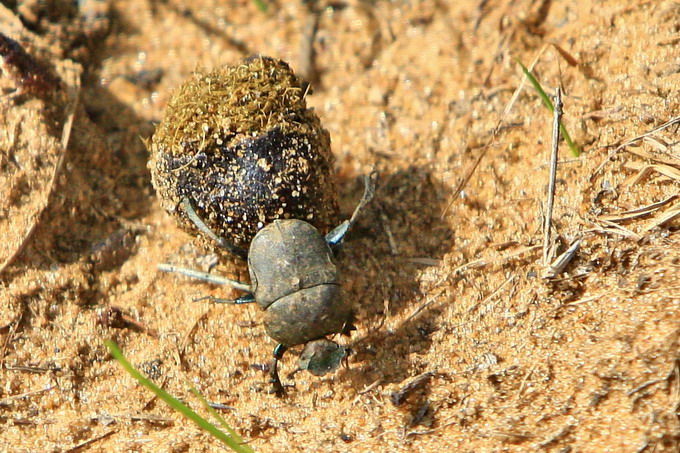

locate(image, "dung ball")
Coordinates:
148 56 339 255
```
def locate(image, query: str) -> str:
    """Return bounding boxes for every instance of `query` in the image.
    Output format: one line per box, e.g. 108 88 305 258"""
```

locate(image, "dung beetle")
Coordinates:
159 174 375 395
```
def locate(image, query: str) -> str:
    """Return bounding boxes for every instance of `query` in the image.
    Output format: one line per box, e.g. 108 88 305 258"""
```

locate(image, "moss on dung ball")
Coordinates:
148 56 339 255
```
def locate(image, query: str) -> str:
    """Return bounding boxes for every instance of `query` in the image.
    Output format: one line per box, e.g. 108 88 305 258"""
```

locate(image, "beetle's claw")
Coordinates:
268 344 288 397
341 312 357 336
269 376 287 397
268 366 287 397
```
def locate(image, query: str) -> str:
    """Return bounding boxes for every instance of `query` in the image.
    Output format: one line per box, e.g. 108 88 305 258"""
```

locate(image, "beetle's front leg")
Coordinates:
269 344 288 397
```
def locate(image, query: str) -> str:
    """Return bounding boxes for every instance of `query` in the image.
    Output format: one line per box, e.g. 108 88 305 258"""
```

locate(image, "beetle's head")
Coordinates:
298 338 347 376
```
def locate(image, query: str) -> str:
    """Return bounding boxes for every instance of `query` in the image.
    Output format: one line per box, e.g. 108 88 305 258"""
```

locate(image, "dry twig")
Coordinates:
592 115 680 179
543 86 562 266
543 238 582 279
0 59 81 274
442 46 551 218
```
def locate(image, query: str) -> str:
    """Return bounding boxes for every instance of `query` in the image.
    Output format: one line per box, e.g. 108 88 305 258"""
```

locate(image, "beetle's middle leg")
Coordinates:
157 264 253 306
193 294 256 304
158 198 252 297
158 263 251 292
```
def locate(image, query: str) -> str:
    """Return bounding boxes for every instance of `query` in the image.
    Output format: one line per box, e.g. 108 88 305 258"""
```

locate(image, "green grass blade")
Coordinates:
516 59 580 157
190 387 254 452
252 0 268 12
105 340 253 453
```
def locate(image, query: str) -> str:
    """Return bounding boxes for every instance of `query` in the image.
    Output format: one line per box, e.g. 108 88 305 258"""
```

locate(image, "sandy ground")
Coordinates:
1 0 679 451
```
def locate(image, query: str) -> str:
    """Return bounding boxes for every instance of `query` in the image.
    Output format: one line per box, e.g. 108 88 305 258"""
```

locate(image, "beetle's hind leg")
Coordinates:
325 172 376 247
159 199 251 299
180 198 247 259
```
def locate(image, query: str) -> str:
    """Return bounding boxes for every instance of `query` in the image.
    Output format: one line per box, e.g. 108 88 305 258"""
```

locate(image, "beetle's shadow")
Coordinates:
334 166 455 388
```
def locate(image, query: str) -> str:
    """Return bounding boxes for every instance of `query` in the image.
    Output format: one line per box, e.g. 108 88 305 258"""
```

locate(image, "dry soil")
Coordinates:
1 1 679 452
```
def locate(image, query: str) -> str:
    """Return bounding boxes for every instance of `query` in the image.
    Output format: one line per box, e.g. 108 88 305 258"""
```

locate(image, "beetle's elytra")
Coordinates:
148 56 339 255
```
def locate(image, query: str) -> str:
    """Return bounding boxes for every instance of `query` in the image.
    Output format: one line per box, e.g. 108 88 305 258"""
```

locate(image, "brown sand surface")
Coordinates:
1 1 679 451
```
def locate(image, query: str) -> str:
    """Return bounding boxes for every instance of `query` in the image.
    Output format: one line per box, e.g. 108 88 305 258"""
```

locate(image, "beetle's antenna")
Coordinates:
158 263 252 292
180 198 247 259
